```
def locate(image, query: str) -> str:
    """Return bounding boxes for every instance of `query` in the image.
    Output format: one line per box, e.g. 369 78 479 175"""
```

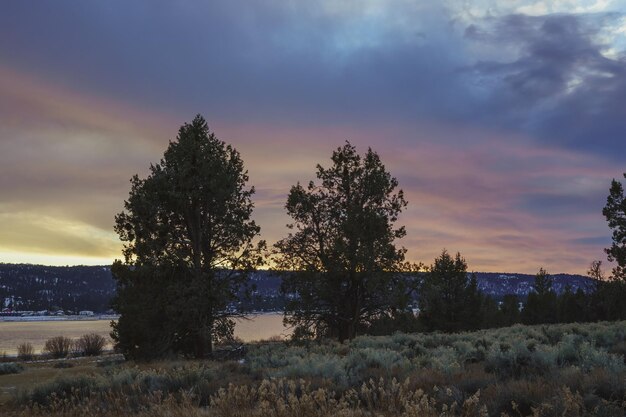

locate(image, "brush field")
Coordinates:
2 321 625 416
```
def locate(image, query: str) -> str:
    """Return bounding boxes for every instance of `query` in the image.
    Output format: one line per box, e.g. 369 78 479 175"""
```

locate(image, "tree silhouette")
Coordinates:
111 115 263 359
274 142 409 341
522 268 557 324
418 250 478 332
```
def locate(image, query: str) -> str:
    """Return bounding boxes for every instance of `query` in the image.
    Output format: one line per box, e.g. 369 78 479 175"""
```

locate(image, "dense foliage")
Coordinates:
274 142 410 341
603 174 626 279
418 250 482 332
43 336 73 358
112 115 264 360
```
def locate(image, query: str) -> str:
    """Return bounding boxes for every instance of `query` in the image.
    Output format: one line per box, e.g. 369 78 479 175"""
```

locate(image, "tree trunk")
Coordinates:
194 325 213 358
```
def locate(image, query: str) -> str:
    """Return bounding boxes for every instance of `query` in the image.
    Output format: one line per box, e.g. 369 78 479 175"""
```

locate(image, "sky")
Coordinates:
1 0 626 274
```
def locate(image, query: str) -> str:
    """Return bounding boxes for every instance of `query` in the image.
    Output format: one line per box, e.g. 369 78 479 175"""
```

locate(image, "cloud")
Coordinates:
0 67 181 261
0 1 625 272
464 12 626 156
0 210 120 260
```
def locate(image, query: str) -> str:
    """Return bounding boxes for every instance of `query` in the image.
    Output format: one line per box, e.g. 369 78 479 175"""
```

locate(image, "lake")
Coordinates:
0 313 289 356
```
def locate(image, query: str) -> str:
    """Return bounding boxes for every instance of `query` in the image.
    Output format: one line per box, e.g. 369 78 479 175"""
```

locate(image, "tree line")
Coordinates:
111 115 626 360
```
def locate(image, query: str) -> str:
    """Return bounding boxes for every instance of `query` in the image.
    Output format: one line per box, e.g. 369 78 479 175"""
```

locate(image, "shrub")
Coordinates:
53 361 74 369
43 336 73 358
345 348 411 383
22 375 99 407
0 362 23 375
578 341 625 373
485 340 537 378
428 346 462 375
273 353 348 387
17 342 35 361
75 333 107 356
483 377 555 416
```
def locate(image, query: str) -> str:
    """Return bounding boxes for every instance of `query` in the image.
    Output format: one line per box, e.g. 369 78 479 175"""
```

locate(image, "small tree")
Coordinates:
522 268 557 324
499 294 520 326
418 250 478 332
75 333 107 356
587 260 605 281
593 177 626 320
557 287 588 323
603 176 626 279
112 115 264 360
274 142 409 341
43 336 72 358
17 343 34 361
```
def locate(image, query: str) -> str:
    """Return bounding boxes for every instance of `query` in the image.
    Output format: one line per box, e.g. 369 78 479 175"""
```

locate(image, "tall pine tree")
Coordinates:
274 142 409 341
112 115 264 360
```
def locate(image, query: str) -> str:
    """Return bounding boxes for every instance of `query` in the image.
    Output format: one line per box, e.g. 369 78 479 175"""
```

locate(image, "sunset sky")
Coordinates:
1 1 626 273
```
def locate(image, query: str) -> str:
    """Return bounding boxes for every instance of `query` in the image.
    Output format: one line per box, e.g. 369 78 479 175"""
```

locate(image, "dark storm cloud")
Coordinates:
2 2 625 156
465 12 626 157
0 1 472 127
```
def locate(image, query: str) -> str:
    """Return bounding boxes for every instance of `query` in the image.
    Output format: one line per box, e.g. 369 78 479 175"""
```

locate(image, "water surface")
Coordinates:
0 313 288 355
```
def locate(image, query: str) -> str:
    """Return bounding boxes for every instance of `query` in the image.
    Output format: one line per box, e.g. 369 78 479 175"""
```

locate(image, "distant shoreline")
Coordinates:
0 315 120 323
0 312 282 323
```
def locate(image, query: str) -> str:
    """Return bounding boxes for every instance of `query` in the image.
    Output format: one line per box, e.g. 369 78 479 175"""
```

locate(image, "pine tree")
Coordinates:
111 115 264 360
274 142 409 341
499 294 520 326
522 268 557 324
603 176 626 279
418 250 478 332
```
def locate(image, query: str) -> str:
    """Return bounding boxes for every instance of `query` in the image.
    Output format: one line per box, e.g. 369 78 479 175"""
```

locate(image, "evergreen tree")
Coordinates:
499 294 521 326
479 294 501 328
597 176 626 320
274 142 409 341
557 285 581 323
463 273 483 330
111 115 264 360
522 268 557 324
418 250 478 332
593 279 626 320
603 175 626 279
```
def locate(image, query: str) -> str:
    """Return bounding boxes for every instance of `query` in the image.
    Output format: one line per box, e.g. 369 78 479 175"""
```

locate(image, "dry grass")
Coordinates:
3 321 626 416
0 357 108 407
8 378 621 417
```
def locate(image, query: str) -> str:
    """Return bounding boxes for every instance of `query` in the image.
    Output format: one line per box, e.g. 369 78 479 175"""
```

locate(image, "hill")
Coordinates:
0 264 115 313
0 264 593 313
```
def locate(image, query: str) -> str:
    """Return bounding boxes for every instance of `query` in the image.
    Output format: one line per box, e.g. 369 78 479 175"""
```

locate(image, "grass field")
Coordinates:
1 321 625 416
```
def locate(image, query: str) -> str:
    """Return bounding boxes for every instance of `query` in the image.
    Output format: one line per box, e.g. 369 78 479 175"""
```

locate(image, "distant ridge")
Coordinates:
0 264 593 313
0 263 114 313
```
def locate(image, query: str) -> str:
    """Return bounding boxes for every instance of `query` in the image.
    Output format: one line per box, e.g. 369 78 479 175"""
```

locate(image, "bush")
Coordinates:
17 342 34 361
43 336 73 358
345 348 411 383
75 333 107 356
273 353 348 387
0 362 23 375
428 346 462 374
578 341 625 373
485 340 547 378
22 375 99 407
53 361 74 369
